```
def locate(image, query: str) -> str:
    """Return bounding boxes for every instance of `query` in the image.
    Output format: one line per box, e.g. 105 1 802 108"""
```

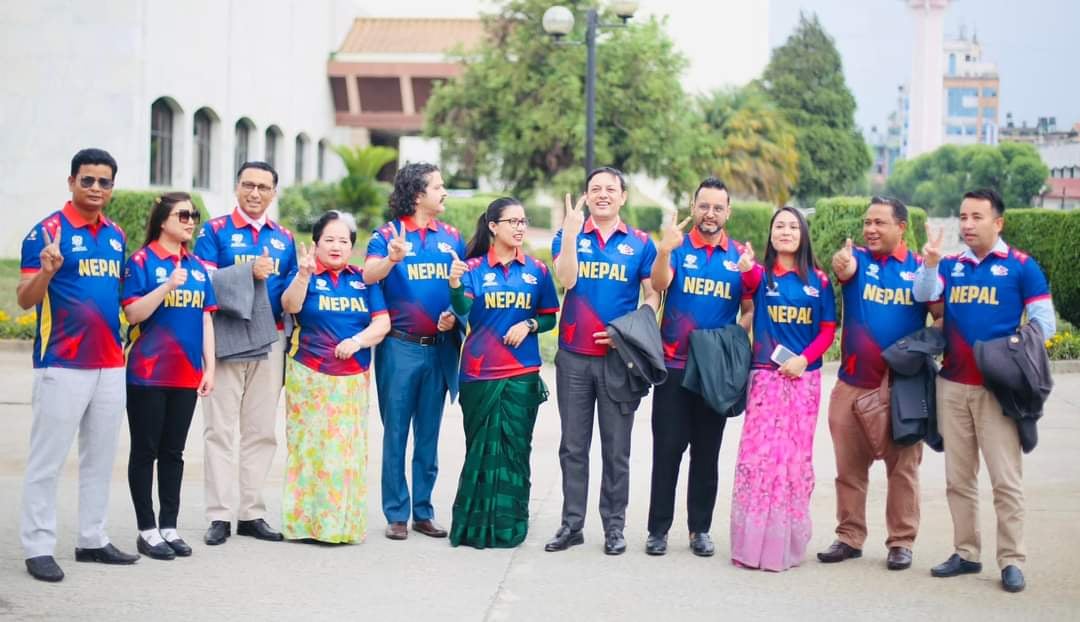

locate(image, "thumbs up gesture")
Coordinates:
253 245 274 280
448 249 468 288
737 241 756 273
922 225 945 268
832 237 855 278
166 266 189 291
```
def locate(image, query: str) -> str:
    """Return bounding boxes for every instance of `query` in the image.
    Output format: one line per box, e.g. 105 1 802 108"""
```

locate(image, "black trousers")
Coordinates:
647 367 727 535
126 385 198 530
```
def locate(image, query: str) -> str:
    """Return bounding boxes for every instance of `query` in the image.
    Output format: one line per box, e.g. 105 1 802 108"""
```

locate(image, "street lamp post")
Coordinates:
542 2 639 179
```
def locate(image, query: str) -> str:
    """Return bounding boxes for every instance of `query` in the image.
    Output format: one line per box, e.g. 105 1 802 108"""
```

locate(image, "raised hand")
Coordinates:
297 241 317 277
39 226 64 274
563 193 586 236
832 237 854 276
166 266 189 291
922 224 945 268
503 321 531 348
447 249 468 288
252 246 274 280
660 216 691 253
737 241 756 273
387 221 408 263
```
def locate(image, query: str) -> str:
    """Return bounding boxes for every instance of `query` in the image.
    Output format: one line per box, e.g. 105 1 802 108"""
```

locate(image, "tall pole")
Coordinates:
584 9 598 179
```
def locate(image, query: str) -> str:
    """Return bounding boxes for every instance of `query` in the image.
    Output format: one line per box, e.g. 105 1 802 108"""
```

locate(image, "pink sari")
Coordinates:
730 368 821 571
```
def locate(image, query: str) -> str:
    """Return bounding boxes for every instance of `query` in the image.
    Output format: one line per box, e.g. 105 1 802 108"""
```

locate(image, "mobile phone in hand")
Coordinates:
771 344 797 366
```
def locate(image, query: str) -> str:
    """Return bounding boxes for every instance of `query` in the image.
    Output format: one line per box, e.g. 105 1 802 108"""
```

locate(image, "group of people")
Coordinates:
17 149 1054 596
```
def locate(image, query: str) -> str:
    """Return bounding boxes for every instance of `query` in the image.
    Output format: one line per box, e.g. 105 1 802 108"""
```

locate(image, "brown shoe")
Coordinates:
817 540 862 563
412 519 448 538
385 522 408 540
887 547 913 570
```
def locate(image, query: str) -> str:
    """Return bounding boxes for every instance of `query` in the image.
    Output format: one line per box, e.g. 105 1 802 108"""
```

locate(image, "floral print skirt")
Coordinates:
282 358 369 543
730 368 821 571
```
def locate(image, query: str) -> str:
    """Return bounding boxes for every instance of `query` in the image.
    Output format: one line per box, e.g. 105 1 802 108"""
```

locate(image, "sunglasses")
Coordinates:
78 176 114 190
172 209 202 224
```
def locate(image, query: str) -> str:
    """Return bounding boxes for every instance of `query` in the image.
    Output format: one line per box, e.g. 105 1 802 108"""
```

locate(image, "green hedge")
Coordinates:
278 182 341 233
441 194 499 234
1003 209 1080 328
524 204 552 229
106 190 208 255
622 205 664 233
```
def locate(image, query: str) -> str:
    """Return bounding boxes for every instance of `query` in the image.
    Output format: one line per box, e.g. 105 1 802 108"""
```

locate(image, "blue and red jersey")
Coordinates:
194 208 296 325
935 243 1050 385
21 202 126 369
660 229 750 369
459 248 560 382
123 242 218 388
747 264 837 371
366 216 465 337
287 263 387 376
838 244 932 389
552 218 657 357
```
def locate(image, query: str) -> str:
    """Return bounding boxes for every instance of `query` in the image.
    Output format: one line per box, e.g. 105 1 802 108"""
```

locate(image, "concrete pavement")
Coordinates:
0 346 1077 621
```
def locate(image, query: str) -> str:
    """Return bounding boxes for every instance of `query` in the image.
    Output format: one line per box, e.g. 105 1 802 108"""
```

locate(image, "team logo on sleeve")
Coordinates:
191 270 206 282
230 233 246 248
578 238 593 254
270 238 287 251
522 273 538 285
483 273 498 287
803 285 820 298
990 265 1009 277
951 263 966 277
109 239 124 252
616 243 635 256
899 271 916 281
866 264 880 280
316 278 329 291
155 266 168 283
71 235 88 252
437 242 454 254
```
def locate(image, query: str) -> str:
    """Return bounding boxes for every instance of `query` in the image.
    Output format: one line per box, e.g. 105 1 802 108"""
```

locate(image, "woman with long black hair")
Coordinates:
446 197 559 548
729 206 837 571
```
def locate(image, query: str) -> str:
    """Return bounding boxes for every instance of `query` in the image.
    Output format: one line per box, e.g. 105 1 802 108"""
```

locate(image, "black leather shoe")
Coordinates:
1001 565 1025 593
817 540 862 563
690 532 715 557
165 537 192 557
931 553 982 577
237 518 284 542
544 526 584 552
25 556 64 582
604 529 627 556
645 533 667 556
887 547 913 570
137 535 175 561
74 543 139 564
204 521 231 545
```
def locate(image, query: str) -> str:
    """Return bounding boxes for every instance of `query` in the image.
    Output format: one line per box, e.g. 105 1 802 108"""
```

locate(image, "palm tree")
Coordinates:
333 145 398 229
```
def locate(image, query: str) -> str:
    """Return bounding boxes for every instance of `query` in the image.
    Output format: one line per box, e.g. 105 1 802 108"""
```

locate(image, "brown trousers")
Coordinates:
937 377 1025 569
828 379 922 550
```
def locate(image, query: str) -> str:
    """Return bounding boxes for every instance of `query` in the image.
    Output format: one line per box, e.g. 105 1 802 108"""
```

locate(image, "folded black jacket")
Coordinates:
882 326 945 452
681 325 751 417
604 305 668 416
974 322 1053 453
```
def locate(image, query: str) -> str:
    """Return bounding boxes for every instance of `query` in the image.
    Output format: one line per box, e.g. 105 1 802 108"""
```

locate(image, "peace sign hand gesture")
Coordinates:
563 193 586 236
448 249 468 288
297 241 317 277
922 225 945 268
387 222 408 263
660 216 691 253
737 241 756 273
39 226 64 275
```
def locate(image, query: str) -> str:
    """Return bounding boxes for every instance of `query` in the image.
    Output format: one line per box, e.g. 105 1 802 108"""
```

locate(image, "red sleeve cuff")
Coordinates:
1024 293 1051 305
538 307 559 314
204 305 219 314
371 310 389 318
21 267 41 275
122 296 142 307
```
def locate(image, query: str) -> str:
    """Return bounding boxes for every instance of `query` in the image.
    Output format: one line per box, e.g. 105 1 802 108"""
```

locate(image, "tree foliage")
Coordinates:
760 12 871 203
278 145 397 232
885 142 1049 215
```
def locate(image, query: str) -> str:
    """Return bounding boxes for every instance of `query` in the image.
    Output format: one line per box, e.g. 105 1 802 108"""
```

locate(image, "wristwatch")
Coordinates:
526 318 539 333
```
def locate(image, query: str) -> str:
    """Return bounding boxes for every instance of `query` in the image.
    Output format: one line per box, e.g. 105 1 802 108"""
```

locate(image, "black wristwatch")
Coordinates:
526 318 539 333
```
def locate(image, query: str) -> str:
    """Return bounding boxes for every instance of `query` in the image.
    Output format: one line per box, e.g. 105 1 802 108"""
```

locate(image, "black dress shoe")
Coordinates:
645 533 667 556
204 521 231 545
887 547 913 570
931 553 982 577
690 532 715 557
1001 565 1025 593
137 535 176 561
817 540 862 563
165 537 193 557
25 556 64 582
412 519 448 538
237 518 284 542
604 529 627 556
74 543 139 564
544 526 584 552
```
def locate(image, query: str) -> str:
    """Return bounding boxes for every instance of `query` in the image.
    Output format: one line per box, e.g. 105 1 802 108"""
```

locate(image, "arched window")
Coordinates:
192 108 216 189
234 118 255 178
265 125 283 169
317 139 329 181
150 97 179 186
294 134 309 184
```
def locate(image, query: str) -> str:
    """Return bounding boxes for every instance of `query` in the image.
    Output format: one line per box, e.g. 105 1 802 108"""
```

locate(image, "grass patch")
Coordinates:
0 259 24 318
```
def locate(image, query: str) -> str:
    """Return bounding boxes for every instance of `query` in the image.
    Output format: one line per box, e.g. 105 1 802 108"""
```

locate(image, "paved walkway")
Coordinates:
0 345 1077 620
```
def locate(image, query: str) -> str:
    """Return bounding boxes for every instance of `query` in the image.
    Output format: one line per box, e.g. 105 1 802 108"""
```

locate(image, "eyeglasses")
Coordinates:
239 181 275 194
78 176 114 190
172 209 202 224
495 218 529 229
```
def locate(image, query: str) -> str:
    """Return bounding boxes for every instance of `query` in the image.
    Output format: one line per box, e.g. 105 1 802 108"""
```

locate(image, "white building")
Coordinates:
906 0 950 158
1 0 360 257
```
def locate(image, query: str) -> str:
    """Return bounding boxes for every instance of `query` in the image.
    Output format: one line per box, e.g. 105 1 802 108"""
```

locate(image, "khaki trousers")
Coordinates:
937 377 1025 569
203 334 284 522
828 379 922 550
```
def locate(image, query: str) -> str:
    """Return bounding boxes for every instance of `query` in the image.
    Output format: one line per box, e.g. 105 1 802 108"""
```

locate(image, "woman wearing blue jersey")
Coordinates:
446 197 559 548
730 206 837 571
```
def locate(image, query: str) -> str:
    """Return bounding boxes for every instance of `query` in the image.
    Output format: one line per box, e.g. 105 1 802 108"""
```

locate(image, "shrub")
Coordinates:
725 201 776 259
0 309 37 339
623 205 664 233
1046 330 1080 361
278 182 342 233
441 194 500 234
1003 208 1080 328
524 204 552 230
106 190 208 256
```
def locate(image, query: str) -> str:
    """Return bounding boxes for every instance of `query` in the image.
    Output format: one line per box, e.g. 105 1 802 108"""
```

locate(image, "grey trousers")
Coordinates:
555 349 636 533
20 367 126 558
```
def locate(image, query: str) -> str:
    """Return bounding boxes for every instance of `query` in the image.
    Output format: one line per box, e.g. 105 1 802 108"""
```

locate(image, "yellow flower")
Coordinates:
16 312 36 326
0 311 9 323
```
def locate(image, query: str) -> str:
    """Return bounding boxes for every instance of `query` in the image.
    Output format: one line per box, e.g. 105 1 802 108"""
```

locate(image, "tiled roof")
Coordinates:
337 17 486 55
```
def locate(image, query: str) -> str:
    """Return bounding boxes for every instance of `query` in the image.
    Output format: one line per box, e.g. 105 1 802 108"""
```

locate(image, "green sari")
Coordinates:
450 373 548 549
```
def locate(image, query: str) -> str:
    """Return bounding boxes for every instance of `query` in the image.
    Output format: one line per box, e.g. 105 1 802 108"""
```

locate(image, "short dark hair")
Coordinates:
389 162 440 219
963 188 1005 216
71 148 118 178
311 210 357 246
237 161 278 186
144 192 193 248
869 195 908 223
585 166 627 192
693 177 729 203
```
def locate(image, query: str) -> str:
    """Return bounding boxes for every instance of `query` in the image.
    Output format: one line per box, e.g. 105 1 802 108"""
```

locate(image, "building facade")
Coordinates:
942 33 999 146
